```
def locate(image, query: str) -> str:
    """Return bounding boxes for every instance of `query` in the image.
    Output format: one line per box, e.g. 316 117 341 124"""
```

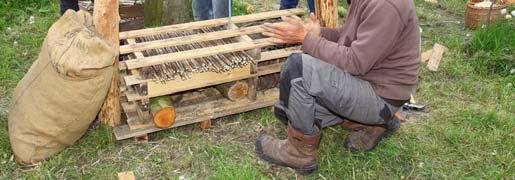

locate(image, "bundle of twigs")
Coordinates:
137 26 254 82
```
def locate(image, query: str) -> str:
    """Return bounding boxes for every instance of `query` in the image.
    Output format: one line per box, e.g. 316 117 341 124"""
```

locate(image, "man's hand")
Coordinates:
262 13 320 44
303 13 321 36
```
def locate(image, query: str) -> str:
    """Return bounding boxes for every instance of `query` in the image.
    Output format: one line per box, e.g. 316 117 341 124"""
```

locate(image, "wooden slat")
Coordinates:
259 48 301 62
119 8 305 39
126 39 145 58
114 88 279 140
121 101 137 113
120 25 264 54
125 65 252 101
121 101 154 130
257 63 283 76
123 51 292 86
124 38 274 69
124 75 146 86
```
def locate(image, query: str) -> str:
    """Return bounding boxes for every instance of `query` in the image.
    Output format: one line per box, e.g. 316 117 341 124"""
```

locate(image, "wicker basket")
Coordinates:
465 1 508 28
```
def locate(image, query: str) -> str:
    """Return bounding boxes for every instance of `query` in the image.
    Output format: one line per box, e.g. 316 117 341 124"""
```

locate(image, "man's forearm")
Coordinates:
320 27 342 42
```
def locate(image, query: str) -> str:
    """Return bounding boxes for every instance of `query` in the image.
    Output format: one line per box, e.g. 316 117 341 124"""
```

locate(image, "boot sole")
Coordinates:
344 119 400 153
255 135 317 175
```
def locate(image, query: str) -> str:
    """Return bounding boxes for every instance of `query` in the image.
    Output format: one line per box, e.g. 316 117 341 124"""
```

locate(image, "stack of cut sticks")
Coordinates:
136 26 255 82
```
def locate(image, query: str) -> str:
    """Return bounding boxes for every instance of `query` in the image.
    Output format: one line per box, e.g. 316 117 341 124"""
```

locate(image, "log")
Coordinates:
150 96 176 128
257 74 280 91
144 0 164 27
94 0 121 127
315 0 338 28
215 81 249 101
166 0 193 24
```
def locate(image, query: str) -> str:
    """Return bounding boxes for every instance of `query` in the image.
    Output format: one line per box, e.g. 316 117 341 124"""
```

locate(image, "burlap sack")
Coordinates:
8 10 115 164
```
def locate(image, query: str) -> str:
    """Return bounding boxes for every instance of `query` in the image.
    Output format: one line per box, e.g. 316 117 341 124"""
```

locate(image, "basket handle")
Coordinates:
486 0 498 26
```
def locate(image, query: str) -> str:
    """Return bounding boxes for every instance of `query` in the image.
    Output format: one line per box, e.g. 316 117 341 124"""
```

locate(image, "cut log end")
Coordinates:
153 107 176 128
216 81 249 101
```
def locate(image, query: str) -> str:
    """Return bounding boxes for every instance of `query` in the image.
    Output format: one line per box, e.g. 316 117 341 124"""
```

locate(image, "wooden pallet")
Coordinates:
114 9 305 140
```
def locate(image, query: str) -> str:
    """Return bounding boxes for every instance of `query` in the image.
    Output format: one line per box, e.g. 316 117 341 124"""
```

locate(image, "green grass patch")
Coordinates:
464 21 515 76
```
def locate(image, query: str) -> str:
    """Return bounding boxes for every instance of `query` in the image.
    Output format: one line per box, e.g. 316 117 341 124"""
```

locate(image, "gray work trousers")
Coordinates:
277 54 401 135
192 0 229 21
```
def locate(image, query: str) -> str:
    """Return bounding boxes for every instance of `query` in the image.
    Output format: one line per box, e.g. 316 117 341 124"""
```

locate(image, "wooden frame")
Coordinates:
93 0 337 139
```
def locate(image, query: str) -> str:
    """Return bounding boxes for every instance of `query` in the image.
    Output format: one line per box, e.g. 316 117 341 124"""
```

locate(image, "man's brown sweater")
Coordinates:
302 0 420 100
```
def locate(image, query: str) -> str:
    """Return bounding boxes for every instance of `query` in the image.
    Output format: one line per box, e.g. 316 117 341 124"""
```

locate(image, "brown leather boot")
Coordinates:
340 119 369 131
255 123 321 175
344 118 400 152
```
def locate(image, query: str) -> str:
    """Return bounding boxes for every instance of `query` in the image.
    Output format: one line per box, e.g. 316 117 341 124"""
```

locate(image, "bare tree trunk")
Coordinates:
144 0 164 27
167 0 193 24
315 0 338 28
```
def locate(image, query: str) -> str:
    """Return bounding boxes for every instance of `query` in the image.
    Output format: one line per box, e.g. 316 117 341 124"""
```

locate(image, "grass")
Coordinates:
464 21 515 75
1 0 515 179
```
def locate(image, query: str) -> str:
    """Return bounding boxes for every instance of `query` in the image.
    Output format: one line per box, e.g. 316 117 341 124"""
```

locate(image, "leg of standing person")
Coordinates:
212 0 229 19
280 0 300 10
192 0 213 21
60 0 79 15
307 0 315 12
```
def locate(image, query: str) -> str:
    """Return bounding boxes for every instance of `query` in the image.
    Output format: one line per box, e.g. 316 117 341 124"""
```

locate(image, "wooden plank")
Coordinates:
119 61 127 70
113 88 280 140
126 65 252 101
121 101 137 113
259 48 301 62
124 38 275 69
121 101 154 130
120 25 264 54
126 39 145 58
119 8 305 39
95 0 121 127
124 61 284 92
421 49 433 63
427 43 448 71
257 63 283 76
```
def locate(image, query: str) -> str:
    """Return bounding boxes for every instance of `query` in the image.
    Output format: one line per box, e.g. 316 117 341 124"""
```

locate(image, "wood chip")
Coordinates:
118 171 136 180
421 49 433 63
427 43 448 71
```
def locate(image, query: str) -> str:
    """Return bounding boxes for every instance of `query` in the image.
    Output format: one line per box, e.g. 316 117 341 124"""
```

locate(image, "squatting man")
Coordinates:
255 0 421 174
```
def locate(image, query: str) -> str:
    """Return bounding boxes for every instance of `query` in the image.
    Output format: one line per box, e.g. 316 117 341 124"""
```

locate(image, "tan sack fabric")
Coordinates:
8 10 115 164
